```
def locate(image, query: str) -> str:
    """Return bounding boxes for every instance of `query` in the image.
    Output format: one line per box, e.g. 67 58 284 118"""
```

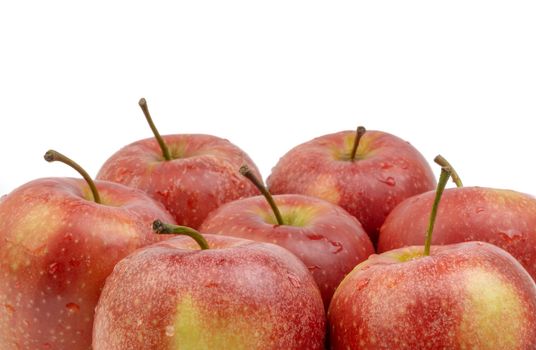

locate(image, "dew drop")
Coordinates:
165 325 175 337
47 262 61 276
307 265 321 272
498 229 523 242
380 162 392 169
66 302 80 313
329 241 343 254
378 177 396 187
356 278 370 291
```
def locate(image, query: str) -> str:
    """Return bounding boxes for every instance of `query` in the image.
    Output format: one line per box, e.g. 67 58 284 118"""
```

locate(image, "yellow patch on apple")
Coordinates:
459 268 524 349
6 204 63 270
172 295 271 350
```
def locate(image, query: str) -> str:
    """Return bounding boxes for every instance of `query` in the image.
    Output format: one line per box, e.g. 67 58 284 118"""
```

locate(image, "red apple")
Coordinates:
266 127 436 243
93 221 326 350
328 242 536 349
96 98 261 229
378 156 536 281
199 166 374 308
328 166 536 349
0 151 175 350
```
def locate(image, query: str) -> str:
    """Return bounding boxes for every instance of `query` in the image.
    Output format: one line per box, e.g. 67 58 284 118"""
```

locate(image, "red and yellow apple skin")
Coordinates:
199 194 374 307
328 242 536 350
92 234 326 350
266 130 436 243
97 134 261 229
0 178 176 350
378 187 536 280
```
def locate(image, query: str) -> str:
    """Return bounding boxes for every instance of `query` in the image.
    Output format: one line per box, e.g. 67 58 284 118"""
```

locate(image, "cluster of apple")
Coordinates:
1 99 535 350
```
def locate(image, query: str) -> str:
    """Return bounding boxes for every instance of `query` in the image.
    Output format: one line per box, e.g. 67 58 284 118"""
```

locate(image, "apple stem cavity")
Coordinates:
139 98 172 161
239 164 285 225
434 154 463 188
350 126 366 161
152 220 210 250
423 160 453 256
44 150 102 204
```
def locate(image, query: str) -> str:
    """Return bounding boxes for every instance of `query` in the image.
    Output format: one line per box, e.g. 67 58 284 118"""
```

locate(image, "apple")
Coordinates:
328 164 536 349
378 155 536 281
92 220 326 350
0 150 175 350
199 165 374 308
96 98 261 229
266 127 436 244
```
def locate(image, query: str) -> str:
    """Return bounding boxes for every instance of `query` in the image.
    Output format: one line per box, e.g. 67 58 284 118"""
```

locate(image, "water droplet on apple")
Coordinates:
287 273 301 288
165 325 175 337
380 162 392 169
307 233 324 240
47 262 61 276
356 278 370 291
498 229 523 242
66 302 80 313
378 177 396 187
329 241 343 254
307 265 321 272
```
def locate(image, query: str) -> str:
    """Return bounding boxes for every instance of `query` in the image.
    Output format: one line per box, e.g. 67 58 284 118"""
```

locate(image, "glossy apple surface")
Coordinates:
199 194 374 307
93 234 326 350
97 134 261 228
267 130 436 243
0 178 175 350
328 242 536 349
378 186 536 280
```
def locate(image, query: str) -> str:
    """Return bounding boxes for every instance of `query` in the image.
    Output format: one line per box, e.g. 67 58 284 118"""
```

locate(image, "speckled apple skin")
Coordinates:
0 177 176 350
328 242 536 350
378 187 536 281
199 194 374 308
93 234 326 350
97 134 261 229
266 130 436 244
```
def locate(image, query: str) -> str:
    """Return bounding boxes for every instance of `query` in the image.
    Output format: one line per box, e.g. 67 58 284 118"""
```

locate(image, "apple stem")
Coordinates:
434 154 463 187
152 220 210 250
44 150 102 204
239 165 285 225
138 98 172 161
423 160 453 256
350 126 366 161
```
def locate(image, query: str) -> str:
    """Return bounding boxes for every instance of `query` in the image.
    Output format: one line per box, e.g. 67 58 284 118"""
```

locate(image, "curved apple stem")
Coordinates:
434 155 463 188
350 126 366 161
423 160 453 256
44 150 102 204
152 220 210 250
139 98 172 161
239 165 285 225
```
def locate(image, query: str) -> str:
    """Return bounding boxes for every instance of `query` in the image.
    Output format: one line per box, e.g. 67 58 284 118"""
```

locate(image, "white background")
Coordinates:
1 1 535 196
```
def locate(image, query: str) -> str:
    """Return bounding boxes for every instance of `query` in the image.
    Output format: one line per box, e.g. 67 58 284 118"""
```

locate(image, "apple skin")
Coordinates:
378 186 536 281
0 177 176 350
266 130 436 243
97 134 261 229
328 242 536 349
92 234 326 350
199 194 374 308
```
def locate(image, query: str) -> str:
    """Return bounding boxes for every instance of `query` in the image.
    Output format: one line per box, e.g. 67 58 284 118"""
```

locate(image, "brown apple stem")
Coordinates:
152 220 210 250
434 154 463 188
44 150 102 204
239 165 285 225
138 98 172 161
350 126 366 161
423 165 452 256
